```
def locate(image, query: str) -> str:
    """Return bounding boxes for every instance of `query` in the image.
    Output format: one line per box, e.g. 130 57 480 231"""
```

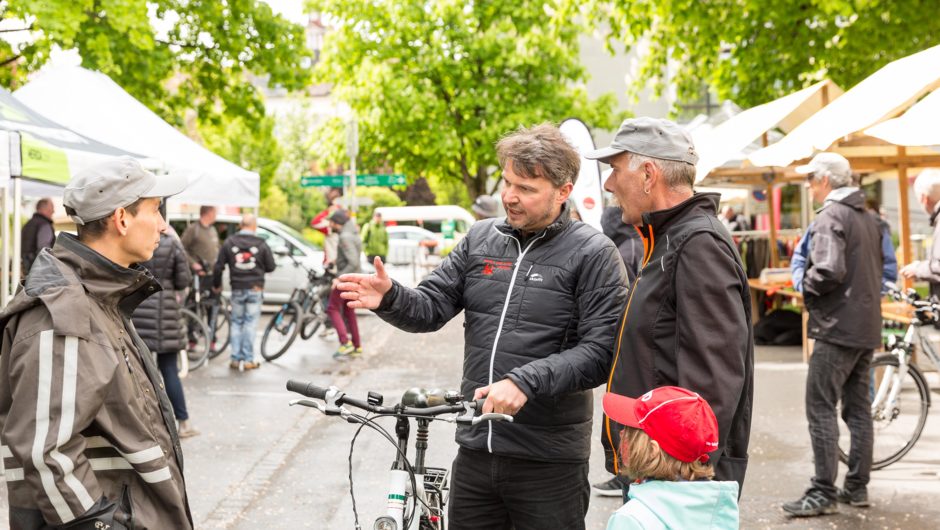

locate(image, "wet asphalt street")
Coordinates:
2 265 940 528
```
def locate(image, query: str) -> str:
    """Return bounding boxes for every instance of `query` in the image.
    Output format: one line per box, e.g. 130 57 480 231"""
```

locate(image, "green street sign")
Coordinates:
356 174 407 186
301 175 346 187
301 174 406 187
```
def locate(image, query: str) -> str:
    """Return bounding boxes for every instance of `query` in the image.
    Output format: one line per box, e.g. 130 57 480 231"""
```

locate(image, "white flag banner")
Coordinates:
559 118 603 231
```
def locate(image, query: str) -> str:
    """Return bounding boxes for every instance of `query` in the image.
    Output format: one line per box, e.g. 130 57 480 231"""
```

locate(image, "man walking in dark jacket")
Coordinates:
587 117 754 496
213 214 276 371
782 152 882 517
20 197 55 273
337 123 629 530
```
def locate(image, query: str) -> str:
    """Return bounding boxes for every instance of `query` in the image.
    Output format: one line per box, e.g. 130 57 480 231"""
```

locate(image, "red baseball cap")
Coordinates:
603 386 719 463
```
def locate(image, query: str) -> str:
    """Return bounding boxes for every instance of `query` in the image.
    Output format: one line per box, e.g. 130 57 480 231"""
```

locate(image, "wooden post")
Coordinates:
898 146 912 288
762 132 779 267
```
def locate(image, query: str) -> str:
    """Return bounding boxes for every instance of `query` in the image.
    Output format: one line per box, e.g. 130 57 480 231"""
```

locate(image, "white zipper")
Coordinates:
486 226 547 452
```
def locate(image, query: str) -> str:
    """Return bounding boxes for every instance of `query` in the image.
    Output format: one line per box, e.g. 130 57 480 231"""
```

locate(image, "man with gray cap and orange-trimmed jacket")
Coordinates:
0 156 193 529
589 117 754 499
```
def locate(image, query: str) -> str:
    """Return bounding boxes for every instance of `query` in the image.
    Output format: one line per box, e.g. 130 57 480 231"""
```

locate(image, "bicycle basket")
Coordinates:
423 467 448 491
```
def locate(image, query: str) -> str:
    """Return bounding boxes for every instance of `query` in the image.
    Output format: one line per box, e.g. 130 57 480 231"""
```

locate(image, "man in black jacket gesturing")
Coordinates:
337 124 629 530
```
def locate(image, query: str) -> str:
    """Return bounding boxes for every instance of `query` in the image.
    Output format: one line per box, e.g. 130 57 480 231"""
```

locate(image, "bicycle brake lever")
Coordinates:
289 398 326 412
472 412 514 425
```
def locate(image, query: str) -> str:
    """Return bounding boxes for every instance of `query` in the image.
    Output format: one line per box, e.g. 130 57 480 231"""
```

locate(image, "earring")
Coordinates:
643 188 650 195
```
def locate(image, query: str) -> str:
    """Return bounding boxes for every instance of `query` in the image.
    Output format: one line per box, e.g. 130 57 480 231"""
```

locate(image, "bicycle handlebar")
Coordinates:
286 380 510 423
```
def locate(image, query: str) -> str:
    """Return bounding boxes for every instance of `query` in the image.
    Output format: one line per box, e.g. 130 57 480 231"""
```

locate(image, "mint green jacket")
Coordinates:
606 480 739 530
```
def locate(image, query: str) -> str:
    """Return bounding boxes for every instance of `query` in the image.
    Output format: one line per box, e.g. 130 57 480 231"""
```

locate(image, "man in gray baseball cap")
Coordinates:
594 116 754 499
0 156 194 528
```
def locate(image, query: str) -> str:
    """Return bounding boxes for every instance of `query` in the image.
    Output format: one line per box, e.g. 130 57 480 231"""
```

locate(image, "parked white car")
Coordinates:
385 225 443 265
169 214 325 304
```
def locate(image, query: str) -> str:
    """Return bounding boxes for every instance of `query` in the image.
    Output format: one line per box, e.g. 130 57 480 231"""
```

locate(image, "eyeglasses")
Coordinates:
805 172 816 183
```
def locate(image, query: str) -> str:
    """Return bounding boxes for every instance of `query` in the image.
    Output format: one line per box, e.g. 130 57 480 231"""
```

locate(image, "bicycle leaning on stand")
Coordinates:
838 282 938 469
180 271 231 371
286 380 513 530
260 254 334 361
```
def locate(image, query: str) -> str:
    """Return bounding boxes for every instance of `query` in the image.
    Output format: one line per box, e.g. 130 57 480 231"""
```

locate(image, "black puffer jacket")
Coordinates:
376 204 629 463
133 233 192 354
603 193 754 491
803 188 882 349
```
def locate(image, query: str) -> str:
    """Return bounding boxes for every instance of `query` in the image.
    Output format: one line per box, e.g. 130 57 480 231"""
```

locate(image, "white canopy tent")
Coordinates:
692 80 842 183
14 65 260 207
745 43 940 272
749 44 940 168
0 88 147 306
865 88 940 147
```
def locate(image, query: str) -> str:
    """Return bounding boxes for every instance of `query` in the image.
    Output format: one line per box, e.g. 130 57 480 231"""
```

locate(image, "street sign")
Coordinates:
356 174 407 186
301 175 346 187
300 174 406 187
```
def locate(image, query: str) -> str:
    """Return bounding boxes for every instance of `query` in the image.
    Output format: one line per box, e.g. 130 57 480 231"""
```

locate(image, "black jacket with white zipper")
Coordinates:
375 203 629 463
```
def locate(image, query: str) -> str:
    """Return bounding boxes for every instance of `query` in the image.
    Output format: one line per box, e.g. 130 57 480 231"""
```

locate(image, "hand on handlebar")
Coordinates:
474 379 528 416
337 257 392 310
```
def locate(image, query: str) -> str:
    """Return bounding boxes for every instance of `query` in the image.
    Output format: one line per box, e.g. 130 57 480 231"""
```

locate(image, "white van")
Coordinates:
374 205 475 241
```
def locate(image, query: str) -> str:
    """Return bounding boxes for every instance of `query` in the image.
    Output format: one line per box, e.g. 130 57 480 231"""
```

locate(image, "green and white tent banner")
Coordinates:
0 88 141 186
0 88 145 308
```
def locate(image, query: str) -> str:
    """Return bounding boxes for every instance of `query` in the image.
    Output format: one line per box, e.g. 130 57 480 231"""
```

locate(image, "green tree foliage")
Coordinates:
270 100 330 229
3 0 313 196
353 186 404 223
588 0 940 108
306 0 621 200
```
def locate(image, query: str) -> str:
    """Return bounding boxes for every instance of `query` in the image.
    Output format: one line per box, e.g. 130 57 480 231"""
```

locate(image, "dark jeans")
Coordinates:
806 340 873 499
157 351 189 421
448 447 589 530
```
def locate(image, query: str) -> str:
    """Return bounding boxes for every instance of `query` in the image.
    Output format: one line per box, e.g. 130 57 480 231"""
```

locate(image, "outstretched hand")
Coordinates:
337 256 393 309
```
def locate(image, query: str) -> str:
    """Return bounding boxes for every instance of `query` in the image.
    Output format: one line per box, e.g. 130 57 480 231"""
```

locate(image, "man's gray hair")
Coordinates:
496 123 580 187
914 169 940 202
627 153 696 189
809 167 853 189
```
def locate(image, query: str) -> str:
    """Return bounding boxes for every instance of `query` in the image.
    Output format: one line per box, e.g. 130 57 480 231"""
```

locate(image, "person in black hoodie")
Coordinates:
213 214 276 371
586 117 753 500
782 152 882 517
133 230 199 437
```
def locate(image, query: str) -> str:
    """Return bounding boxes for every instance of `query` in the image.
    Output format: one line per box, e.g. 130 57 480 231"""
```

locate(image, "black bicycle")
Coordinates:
184 267 231 360
260 256 334 361
286 381 512 530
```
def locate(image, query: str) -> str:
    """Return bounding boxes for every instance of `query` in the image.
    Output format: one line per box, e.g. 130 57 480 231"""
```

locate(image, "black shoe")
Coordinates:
591 476 625 497
836 487 870 508
782 489 838 517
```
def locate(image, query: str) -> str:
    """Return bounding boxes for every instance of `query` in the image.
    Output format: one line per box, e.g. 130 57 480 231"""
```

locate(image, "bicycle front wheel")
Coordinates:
181 308 211 371
838 353 930 470
260 302 302 361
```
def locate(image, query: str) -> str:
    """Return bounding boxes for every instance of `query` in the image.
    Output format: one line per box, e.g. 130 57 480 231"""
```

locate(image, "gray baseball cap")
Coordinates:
471 195 500 218
64 156 188 225
585 117 699 166
795 152 851 180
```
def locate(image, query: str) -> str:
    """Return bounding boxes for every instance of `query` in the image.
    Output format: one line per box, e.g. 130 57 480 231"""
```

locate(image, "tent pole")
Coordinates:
767 180 779 267
1 184 9 306
897 146 912 289
11 177 21 292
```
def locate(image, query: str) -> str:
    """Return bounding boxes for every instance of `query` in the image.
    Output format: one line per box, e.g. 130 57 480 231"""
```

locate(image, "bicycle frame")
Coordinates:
286 381 511 530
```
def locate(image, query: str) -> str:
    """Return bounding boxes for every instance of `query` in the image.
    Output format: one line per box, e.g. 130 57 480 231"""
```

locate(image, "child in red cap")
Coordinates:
603 386 739 529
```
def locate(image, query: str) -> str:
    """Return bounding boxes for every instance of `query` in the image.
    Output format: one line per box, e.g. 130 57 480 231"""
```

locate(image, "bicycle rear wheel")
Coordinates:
838 353 930 470
181 308 211 371
261 302 302 361
208 305 231 358
299 300 327 340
